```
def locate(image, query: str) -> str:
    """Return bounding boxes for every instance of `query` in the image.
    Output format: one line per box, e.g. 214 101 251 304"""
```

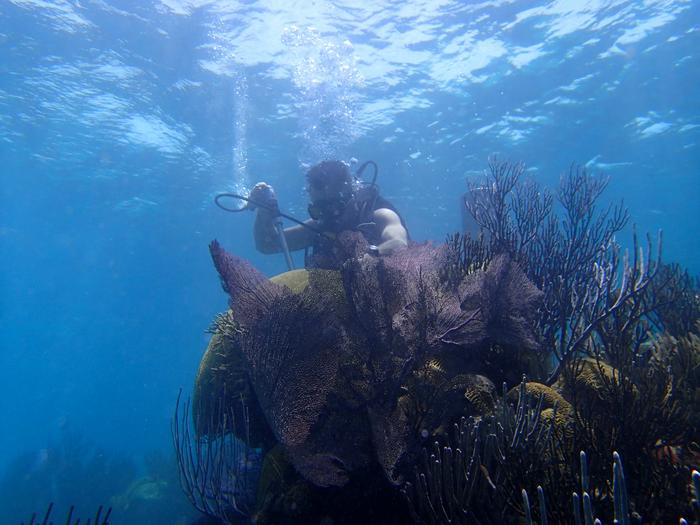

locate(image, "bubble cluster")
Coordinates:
232 74 249 192
281 25 364 166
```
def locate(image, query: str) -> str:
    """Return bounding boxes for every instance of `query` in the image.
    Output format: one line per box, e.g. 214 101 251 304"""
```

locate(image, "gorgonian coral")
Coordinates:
205 234 542 490
189 159 699 524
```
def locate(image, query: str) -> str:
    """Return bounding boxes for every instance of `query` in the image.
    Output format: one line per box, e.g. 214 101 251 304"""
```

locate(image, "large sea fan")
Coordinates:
207 234 543 487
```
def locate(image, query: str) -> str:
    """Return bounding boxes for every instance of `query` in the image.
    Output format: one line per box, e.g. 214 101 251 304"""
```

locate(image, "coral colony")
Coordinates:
172 159 699 525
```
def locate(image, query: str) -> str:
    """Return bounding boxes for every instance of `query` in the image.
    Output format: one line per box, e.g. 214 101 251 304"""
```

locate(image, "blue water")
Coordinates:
1 0 698 522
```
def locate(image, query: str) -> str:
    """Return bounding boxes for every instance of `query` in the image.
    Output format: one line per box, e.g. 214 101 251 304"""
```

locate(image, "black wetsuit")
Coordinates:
305 185 409 269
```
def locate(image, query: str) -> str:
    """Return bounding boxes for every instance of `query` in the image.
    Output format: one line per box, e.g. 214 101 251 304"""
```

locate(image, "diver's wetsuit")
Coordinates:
306 186 409 269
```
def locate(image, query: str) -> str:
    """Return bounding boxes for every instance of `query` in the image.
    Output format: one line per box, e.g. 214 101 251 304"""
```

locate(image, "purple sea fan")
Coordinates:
209 240 285 326
468 253 544 351
209 240 367 488
206 238 544 489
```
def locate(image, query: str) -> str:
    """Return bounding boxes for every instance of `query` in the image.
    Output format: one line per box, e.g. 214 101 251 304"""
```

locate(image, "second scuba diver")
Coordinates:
248 160 409 268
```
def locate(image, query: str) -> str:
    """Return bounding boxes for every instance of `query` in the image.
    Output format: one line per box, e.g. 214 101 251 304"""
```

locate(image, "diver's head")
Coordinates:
306 160 356 225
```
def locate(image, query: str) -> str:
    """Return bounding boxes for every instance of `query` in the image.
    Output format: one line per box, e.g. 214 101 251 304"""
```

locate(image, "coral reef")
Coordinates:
187 158 699 524
520 451 697 525
651 323 700 450
173 393 262 523
406 159 700 524
683 469 700 525
21 503 111 525
461 160 666 383
403 378 558 524
2 425 199 525
460 159 698 523
0 427 134 524
204 236 542 487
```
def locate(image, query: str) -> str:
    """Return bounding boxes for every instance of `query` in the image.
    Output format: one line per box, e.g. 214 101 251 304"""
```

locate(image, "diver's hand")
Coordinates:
247 182 279 213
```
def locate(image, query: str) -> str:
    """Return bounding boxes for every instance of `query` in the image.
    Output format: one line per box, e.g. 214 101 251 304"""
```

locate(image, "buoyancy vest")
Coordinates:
306 185 409 269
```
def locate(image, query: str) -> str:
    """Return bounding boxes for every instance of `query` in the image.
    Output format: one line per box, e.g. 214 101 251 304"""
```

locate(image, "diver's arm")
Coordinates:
253 208 281 254
253 210 317 254
372 208 408 255
250 181 317 254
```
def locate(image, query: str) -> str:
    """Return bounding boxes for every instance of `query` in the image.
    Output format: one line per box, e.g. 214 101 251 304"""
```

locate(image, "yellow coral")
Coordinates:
464 381 496 415
413 357 447 383
508 382 572 413
426 358 447 375
555 358 639 403
110 477 168 511
507 382 574 438
270 269 311 293
543 407 575 439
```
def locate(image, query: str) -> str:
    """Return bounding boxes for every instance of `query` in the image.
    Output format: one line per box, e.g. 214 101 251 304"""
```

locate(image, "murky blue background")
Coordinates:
1 0 698 521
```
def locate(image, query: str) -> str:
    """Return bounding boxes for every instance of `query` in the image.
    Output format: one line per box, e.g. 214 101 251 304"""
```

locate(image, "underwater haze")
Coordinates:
1 0 699 523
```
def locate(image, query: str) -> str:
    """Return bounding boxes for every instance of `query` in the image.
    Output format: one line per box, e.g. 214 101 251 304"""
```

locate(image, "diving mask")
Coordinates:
308 196 349 222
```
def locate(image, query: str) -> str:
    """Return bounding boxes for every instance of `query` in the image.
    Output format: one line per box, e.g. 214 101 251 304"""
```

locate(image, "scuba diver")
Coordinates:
247 160 409 268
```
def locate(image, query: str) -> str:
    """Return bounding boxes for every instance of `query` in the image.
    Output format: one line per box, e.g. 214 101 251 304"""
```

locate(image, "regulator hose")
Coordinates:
213 192 330 237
